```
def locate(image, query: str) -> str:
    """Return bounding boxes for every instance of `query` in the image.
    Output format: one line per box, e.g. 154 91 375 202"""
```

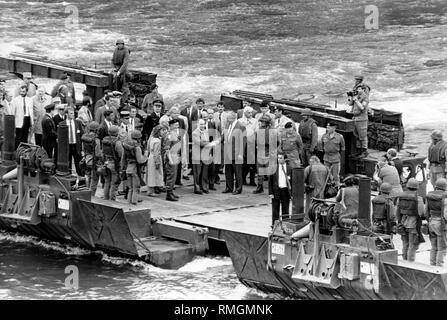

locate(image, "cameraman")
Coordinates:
348 84 369 158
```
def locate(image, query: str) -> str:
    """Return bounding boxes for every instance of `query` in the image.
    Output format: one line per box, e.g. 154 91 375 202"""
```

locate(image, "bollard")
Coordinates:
358 176 372 228
3 115 15 161
292 167 305 223
56 122 70 175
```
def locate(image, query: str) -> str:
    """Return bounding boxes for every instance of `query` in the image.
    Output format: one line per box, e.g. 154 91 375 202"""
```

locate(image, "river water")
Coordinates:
0 0 447 299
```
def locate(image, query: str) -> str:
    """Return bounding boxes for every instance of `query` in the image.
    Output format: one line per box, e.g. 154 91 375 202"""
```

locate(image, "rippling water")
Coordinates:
0 0 447 299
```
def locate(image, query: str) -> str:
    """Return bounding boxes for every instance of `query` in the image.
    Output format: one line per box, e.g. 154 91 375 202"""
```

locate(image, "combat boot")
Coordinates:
358 148 368 158
166 191 178 201
253 185 264 194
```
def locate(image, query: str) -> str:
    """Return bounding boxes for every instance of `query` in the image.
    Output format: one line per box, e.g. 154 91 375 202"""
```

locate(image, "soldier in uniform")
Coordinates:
278 121 303 169
348 84 369 158
253 114 277 194
395 178 425 262
321 121 345 187
164 119 182 201
102 125 123 200
81 121 102 196
371 182 397 235
425 178 447 266
353 75 370 97
427 130 447 189
111 39 130 102
122 130 148 205
299 108 318 167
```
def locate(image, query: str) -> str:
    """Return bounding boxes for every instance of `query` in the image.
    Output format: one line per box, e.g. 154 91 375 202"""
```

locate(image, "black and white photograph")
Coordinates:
0 0 447 307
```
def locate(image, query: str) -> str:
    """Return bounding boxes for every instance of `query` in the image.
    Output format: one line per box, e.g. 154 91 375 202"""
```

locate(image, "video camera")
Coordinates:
346 89 358 97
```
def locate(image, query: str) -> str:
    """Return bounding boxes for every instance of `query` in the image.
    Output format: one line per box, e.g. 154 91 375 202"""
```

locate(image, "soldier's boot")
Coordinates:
253 185 264 194
172 192 179 199
166 191 178 201
358 148 368 158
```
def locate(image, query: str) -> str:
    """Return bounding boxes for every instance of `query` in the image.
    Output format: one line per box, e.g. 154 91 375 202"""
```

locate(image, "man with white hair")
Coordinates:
32 86 51 146
238 106 258 186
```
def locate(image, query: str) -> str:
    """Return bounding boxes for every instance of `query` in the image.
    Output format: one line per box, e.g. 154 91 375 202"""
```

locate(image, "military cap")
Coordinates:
354 75 364 80
301 108 312 116
88 121 100 131
60 74 68 80
44 103 55 111
108 125 120 136
116 39 125 45
406 178 419 190
260 100 271 109
152 99 164 106
22 72 32 79
112 91 123 97
120 110 130 117
169 119 179 125
435 178 447 191
431 130 443 140
130 130 142 139
259 115 272 123
327 121 337 127
379 182 392 194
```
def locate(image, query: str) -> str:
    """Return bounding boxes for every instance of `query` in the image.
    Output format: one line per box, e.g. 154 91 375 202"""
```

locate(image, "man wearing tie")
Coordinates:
143 99 163 141
98 109 114 141
77 97 94 129
222 111 246 195
128 106 141 131
118 110 131 140
192 118 214 194
64 107 84 176
268 153 292 226
10 84 34 148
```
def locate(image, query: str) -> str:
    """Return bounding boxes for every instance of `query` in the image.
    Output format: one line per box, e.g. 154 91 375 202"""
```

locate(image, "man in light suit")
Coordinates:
63 107 84 176
10 84 34 148
192 119 214 194
268 153 292 226
222 111 246 195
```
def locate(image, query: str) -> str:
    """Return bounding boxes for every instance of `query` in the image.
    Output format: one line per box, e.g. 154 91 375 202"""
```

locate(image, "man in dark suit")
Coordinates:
53 104 66 128
142 99 163 141
222 111 246 195
205 108 220 189
98 109 114 141
41 103 57 158
63 107 84 176
268 153 292 226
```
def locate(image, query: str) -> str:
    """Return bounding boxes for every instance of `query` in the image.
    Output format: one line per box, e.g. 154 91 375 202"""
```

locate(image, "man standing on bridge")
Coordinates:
112 39 130 103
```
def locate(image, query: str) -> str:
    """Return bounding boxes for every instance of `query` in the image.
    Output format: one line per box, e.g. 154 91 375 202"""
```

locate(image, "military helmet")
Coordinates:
379 182 392 194
406 178 419 190
108 125 120 136
88 121 100 131
116 39 125 45
435 178 447 191
431 130 443 140
130 130 142 140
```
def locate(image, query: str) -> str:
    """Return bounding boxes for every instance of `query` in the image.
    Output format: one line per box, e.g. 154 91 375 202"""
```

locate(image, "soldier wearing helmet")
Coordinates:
121 130 148 205
395 178 425 262
427 129 447 189
102 125 123 201
424 178 447 266
111 39 130 102
371 182 397 235
81 121 102 196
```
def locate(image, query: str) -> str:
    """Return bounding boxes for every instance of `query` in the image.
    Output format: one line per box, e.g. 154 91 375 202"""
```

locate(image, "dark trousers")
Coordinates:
34 133 42 146
208 163 215 188
272 188 290 225
225 163 242 192
68 144 82 176
164 155 178 192
42 141 55 159
193 162 209 192
15 116 31 148
176 162 182 184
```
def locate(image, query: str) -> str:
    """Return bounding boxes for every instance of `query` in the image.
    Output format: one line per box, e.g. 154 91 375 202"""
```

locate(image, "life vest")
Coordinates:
397 191 418 216
123 139 138 163
426 190 445 218
372 195 389 220
102 136 119 160
299 119 316 142
428 140 447 164
81 133 96 155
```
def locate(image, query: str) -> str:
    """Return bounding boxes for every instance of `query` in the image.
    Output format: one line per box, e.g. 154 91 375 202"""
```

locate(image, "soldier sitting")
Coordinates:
371 182 397 235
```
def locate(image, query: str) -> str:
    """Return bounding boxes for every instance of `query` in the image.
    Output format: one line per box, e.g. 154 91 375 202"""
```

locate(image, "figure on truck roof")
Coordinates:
112 39 131 103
